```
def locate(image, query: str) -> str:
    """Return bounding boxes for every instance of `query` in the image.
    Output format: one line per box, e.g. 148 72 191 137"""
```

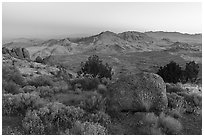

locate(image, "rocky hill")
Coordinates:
2 53 76 80
2 47 31 60
3 31 202 60
145 31 202 44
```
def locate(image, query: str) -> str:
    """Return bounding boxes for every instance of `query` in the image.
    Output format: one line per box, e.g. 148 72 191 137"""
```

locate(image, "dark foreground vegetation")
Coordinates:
2 55 202 135
157 61 199 84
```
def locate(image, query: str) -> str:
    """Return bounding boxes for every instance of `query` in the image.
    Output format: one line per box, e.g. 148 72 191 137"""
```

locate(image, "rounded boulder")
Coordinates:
107 72 168 114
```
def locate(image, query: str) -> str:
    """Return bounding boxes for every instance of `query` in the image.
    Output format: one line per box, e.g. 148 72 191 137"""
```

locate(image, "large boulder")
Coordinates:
2 47 30 60
22 48 30 60
14 48 24 58
10 49 18 58
107 72 168 114
35 56 44 63
2 47 10 54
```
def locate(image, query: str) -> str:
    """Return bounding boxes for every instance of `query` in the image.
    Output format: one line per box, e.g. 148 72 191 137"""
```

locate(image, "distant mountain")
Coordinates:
3 31 202 60
165 42 201 52
145 31 202 44
118 31 155 44
2 38 44 49
30 38 80 59
70 31 161 53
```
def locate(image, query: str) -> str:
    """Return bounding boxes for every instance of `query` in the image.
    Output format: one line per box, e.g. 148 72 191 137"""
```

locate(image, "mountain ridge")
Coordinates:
3 30 202 60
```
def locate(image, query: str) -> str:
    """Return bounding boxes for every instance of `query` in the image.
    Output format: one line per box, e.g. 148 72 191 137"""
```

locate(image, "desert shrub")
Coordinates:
179 92 202 114
22 85 36 93
80 93 106 113
77 55 113 80
185 61 199 83
2 65 26 86
191 93 202 107
22 102 85 134
22 110 45 135
142 113 163 135
166 83 186 93
186 92 202 107
158 113 182 135
2 126 24 135
52 80 70 93
157 61 182 83
69 121 107 135
97 84 108 97
148 127 163 135
35 56 44 63
36 86 54 98
2 92 47 116
166 92 184 109
27 75 54 87
2 94 18 116
167 108 182 119
141 112 182 135
144 113 159 126
70 75 100 91
3 80 23 94
52 85 69 94
88 111 111 127
166 92 185 117
100 77 112 85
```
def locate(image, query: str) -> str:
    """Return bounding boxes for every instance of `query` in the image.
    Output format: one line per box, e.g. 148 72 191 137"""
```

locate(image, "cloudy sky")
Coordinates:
2 2 202 40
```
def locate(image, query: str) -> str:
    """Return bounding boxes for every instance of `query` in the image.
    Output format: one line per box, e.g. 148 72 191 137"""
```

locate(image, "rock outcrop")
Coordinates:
107 72 168 114
2 47 30 60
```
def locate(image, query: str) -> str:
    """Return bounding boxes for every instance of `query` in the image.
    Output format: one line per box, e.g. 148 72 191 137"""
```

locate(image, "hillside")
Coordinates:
145 31 202 44
3 31 202 60
2 38 44 49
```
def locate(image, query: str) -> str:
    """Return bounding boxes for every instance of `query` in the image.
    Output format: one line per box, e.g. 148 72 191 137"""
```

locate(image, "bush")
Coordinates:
187 92 202 107
180 92 202 114
166 92 184 109
69 121 107 135
2 93 47 116
141 112 182 135
22 110 45 135
80 93 106 113
157 61 199 84
77 55 113 79
88 111 111 127
3 80 23 94
158 114 182 135
27 75 54 87
157 61 182 83
36 86 54 98
22 102 85 134
2 126 24 135
70 75 100 91
22 86 36 93
2 94 17 116
2 65 26 86
167 108 182 119
97 84 108 97
52 85 69 94
142 113 163 135
144 113 159 126
185 61 199 83
166 83 186 93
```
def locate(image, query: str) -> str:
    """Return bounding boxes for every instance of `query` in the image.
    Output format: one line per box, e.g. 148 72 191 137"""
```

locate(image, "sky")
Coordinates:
2 2 202 40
